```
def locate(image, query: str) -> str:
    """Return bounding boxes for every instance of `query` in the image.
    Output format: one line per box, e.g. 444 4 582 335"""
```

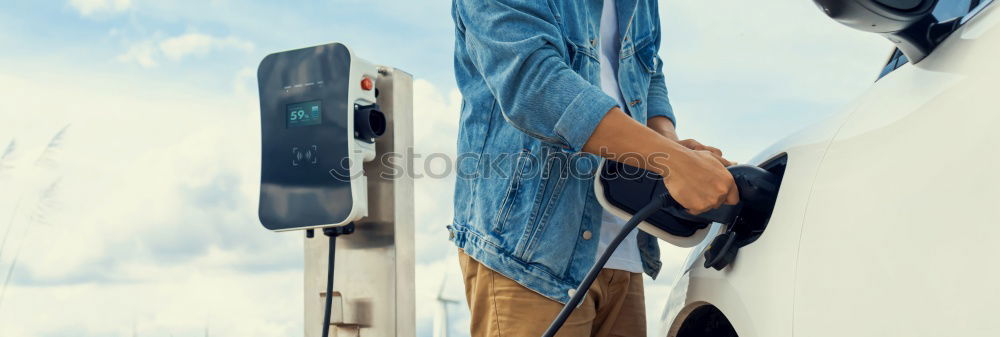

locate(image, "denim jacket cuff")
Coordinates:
554 86 618 152
647 96 676 126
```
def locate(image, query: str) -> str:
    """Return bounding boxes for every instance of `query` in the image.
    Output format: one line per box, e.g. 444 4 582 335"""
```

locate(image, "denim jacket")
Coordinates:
449 0 675 304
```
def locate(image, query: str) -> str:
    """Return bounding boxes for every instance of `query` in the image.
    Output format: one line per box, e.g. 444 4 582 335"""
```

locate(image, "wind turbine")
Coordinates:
433 276 460 337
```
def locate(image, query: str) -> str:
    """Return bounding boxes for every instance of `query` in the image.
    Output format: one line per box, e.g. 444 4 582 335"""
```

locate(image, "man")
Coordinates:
449 0 737 335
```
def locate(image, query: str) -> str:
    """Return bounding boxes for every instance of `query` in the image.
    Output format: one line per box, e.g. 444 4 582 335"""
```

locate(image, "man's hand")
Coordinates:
677 139 733 166
645 116 737 213
584 109 739 215
659 149 740 215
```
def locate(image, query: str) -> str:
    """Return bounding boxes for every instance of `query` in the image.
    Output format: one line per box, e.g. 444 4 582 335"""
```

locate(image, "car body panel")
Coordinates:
793 3 1000 335
664 2 1000 336
667 101 855 337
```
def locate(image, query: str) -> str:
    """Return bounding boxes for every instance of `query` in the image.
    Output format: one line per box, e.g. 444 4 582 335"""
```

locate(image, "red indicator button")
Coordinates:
361 77 374 91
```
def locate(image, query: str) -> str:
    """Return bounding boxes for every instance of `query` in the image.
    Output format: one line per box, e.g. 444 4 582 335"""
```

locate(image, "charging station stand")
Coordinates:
302 67 415 337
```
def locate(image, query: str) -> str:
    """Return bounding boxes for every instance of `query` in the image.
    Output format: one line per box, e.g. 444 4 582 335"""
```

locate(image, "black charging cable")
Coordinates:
320 223 355 337
541 193 672 337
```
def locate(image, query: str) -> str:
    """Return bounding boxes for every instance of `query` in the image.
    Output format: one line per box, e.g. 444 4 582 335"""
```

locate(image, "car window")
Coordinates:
877 50 904 79
934 0 978 20
876 0 980 80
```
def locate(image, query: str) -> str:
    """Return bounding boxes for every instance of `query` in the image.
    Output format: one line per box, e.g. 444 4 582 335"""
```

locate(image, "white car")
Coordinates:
661 0 1000 336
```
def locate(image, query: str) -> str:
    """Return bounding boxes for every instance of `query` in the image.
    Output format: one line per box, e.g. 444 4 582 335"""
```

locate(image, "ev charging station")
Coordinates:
257 43 415 337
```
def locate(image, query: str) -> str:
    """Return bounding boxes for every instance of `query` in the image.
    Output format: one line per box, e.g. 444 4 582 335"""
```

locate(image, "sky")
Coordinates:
0 0 890 336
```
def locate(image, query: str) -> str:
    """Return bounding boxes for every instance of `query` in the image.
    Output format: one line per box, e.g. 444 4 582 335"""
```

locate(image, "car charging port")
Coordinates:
731 154 786 248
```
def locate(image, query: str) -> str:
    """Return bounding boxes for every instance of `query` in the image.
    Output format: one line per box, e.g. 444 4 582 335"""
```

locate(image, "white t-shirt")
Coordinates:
596 0 643 274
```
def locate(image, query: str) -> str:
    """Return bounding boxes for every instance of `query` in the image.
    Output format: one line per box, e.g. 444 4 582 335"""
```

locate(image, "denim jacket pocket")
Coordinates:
567 40 600 81
633 37 659 74
515 145 575 276
491 149 532 233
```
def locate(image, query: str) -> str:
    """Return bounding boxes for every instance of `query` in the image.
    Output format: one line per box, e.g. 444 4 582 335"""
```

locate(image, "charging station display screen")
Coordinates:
286 100 323 128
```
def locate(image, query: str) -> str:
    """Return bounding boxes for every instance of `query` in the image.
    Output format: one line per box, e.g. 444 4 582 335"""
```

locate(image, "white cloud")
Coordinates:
116 41 158 68
408 79 468 336
411 79 462 264
160 33 255 61
69 0 132 16
117 33 254 68
0 64 297 336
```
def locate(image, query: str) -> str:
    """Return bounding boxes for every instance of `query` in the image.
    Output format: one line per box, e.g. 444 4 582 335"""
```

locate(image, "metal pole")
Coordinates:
304 67 414 337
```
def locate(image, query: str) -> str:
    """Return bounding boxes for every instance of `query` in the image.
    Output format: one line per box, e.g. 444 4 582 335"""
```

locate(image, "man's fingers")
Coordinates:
705 146 723 157
686 206 708 215
710 153 733 167
679 139 700 150
680 139 723 157
725 184 740 205
681 195 714 215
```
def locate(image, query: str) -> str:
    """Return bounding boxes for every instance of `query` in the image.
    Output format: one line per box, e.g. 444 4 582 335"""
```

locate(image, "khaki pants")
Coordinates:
458 249 646 337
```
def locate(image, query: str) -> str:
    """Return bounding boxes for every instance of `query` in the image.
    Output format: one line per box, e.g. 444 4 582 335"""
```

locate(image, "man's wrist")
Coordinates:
647 116 678 141
659 129 679 142
647 137 687 179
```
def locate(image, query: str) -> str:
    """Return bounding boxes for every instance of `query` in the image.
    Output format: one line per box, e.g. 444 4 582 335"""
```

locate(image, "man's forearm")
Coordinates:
582 107 687 177
647 116 678 141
